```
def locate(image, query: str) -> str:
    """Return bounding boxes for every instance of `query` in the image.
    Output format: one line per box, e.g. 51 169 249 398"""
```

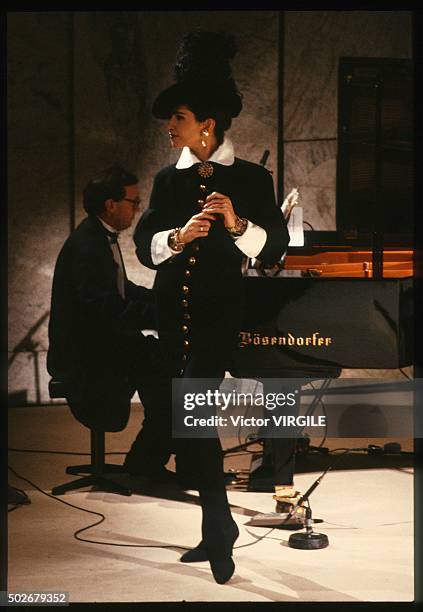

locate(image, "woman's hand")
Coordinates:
179 211 215 244
202 192 237 229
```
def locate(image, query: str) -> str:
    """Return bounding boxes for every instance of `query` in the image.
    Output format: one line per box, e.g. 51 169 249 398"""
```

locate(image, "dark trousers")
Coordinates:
126 378 173 474
266 438 296 485
261 380 299 486
125 337 173 474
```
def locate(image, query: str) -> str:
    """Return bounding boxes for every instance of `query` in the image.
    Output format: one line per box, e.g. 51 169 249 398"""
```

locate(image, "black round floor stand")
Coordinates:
288 531 329 550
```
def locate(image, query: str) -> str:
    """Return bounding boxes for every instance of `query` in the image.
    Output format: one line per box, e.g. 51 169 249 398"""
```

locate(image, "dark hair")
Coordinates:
82 164 138 215
190 108 232 146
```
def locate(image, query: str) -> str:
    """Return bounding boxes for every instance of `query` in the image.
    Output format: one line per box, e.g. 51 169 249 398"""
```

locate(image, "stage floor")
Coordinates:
7 404 414 603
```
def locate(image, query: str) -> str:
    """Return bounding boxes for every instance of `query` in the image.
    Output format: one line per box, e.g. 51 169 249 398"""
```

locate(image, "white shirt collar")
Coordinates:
175 136 235 169
97 216 119 236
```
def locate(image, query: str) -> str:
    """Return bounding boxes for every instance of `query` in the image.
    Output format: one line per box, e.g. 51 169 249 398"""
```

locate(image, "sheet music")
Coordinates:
287 206 304 247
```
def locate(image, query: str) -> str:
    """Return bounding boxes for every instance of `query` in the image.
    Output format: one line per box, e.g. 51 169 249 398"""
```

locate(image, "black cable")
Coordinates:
223 451 256 458
234 527 276 550
10 356 411 549
283 447 363 524
303 221 314 231
8 448 125 456
237 444 412 538
317 409 327 448
8 464 276 552
305 381 328 448
322 520 412 529
242 434 262 454
9 444 390 465
9 443 409 551
8 464 191 551
326 447 367 453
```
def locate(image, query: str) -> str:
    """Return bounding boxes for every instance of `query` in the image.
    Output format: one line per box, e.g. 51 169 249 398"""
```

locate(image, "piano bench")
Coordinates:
48 378 132 497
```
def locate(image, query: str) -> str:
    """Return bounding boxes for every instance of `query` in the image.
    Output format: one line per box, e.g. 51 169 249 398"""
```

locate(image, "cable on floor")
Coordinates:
8 464 190 550
7 464 274 552
234 527 276 550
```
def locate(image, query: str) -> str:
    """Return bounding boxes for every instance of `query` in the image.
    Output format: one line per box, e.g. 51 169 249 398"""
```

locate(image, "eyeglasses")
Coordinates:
122 197 141 207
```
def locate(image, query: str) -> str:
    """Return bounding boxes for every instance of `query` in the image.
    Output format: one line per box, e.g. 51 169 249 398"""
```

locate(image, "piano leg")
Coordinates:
268 437 296 486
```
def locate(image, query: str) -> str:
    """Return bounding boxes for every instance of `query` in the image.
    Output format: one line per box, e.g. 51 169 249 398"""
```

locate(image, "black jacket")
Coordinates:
133 159 290 371
47 215 155 431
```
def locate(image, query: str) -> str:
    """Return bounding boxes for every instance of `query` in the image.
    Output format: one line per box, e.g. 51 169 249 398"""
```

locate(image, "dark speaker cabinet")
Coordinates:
336 58 413 244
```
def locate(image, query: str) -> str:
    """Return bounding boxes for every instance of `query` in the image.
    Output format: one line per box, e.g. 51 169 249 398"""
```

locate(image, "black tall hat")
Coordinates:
152 30 243 119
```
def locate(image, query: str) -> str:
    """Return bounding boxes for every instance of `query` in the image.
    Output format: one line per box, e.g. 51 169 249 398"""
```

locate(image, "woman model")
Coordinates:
134 31 290 584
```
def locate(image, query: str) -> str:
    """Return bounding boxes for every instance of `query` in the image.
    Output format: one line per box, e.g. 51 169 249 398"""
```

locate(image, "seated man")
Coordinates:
47 164 173 481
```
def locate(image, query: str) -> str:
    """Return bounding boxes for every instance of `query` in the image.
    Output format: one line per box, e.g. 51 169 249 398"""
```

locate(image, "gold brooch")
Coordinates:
197 161 214 178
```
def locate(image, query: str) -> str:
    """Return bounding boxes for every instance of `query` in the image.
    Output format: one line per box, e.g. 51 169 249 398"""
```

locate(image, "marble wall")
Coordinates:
8 11 412 404
8 13 73 404
283 10 412 230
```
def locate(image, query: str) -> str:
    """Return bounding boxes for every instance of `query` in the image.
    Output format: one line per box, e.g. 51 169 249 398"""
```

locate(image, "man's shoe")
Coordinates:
273 486 305 518
275 499 306 517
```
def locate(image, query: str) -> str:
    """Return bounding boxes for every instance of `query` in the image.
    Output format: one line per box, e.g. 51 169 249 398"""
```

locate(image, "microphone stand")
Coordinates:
285 449 351 549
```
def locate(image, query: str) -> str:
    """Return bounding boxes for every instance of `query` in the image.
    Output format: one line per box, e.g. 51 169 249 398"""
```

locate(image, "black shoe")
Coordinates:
209 557 235 585
180 522 239 564
180 542 208 563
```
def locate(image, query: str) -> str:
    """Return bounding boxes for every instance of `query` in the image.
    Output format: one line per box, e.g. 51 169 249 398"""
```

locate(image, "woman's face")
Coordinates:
167 105 207 149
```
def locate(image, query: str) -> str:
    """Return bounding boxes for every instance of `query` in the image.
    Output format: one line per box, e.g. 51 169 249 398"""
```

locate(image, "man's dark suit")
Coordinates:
47 215 172 471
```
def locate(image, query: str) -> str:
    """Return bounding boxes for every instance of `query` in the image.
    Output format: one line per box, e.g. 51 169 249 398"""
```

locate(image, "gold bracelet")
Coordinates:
227 216 248 236
168 228 185 252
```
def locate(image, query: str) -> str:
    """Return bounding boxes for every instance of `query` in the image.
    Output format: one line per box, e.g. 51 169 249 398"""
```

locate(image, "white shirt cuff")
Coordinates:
151 230 180 265
233 220 267 258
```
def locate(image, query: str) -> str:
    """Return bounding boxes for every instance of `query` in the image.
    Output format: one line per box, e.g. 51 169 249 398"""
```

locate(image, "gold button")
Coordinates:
192 244 200 252
183 340 190 348
181 325 189 333
199 184 207 191
181 299 189 307
185 270 191 278
182 285 189 294
197 199 204 206
183 313 191 321
188 256 196 265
